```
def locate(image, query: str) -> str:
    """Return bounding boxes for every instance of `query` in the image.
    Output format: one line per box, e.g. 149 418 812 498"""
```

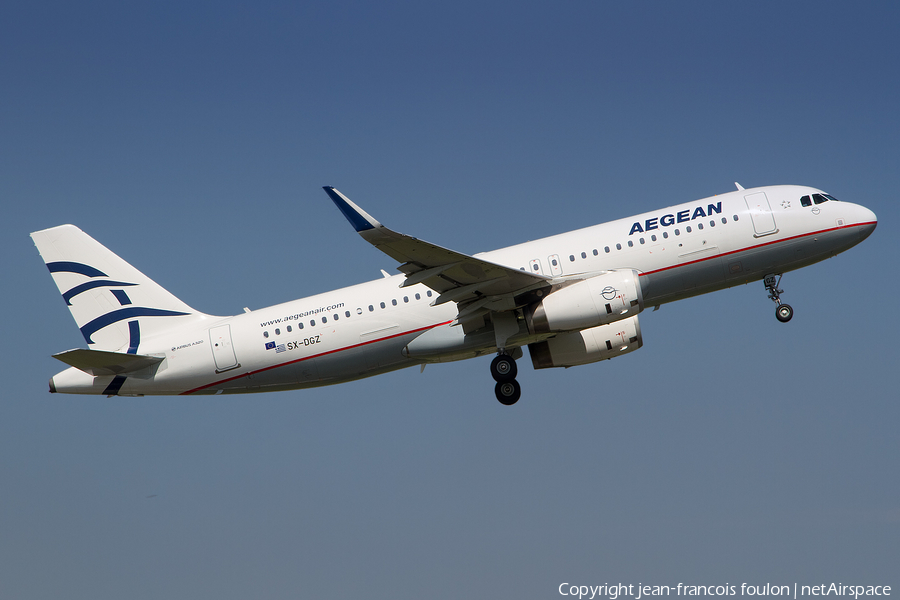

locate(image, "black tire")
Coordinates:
776 304 793 323
495 380 521 406
490 354 518 382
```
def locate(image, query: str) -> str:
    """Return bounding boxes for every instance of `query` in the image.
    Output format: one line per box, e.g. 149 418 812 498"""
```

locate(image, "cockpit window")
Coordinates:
812 193 830 204
800 195 811 207
821 193 840 202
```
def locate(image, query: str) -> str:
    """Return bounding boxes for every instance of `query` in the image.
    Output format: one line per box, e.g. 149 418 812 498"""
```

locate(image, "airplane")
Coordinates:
31 183 877 405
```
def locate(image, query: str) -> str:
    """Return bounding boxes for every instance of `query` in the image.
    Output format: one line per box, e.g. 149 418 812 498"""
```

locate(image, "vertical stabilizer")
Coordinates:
30 225 209 352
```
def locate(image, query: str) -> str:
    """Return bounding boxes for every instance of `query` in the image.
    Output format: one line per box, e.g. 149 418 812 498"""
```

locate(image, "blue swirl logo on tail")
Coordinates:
47 261 189 347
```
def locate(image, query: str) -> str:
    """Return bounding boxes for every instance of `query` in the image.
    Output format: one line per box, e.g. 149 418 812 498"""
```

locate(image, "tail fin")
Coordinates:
30 224 208 352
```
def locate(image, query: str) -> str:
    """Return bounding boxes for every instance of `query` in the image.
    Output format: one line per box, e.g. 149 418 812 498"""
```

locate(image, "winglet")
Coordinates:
323 187 382 232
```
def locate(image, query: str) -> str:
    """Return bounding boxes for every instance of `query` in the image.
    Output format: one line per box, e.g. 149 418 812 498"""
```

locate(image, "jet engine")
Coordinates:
525 269 644 334
528 315 642 369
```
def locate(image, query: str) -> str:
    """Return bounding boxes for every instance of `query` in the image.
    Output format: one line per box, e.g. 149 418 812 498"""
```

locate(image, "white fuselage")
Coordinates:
49 185 877 396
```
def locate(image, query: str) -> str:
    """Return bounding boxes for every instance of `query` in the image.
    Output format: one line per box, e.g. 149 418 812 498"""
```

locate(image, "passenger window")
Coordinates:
733 215 739 221
605 246 610 253
551 258 558 266
287 326 292 332
333 314 339 321
675 229 680 236
593 249 598 256
263 331 269 338
569 255 575 262
616 243 622 250
581 252 587 259
380 302 386 309
346 311 351 317
275 328 280 335
651 235 657 242
310 320 315 326
368 305 374 312
639 238 645 244
392 299 397 306
721 217 727 224
709 220 715 227
415 293 421 300
627 241 633 247
298 322 304 329
697 223 703 230
321 316 327 323
427 291 433 297
403 296 409 303
686 226 692 233
663 231 668 239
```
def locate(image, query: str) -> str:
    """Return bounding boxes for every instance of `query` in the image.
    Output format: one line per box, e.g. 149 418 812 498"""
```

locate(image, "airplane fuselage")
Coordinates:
42 184 877 398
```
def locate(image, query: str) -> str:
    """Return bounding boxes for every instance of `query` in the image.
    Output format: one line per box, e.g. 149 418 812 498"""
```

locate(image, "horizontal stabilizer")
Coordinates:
52 348 164 377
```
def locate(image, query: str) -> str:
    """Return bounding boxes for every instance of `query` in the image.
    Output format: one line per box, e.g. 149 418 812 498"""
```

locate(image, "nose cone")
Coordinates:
857 206 877 242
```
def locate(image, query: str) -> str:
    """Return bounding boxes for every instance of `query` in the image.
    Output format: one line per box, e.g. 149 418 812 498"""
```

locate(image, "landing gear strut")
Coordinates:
764 273 793 323
491 353 520 405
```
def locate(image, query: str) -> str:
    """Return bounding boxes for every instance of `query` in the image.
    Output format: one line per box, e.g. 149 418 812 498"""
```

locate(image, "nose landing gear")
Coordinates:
764 273 793 323
491 352 520 405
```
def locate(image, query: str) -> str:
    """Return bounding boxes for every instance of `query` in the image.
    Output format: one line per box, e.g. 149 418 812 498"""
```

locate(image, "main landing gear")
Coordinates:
764 273 793 323
491 353 521 406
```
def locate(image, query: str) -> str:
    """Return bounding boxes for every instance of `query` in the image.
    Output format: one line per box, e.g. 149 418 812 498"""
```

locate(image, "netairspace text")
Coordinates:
558 583 891 600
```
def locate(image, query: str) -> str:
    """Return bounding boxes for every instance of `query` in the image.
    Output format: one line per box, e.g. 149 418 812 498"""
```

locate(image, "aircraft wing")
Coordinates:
324 187 550 310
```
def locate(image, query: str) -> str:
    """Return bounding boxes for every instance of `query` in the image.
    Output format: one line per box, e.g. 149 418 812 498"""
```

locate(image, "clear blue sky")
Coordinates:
2 2 898 598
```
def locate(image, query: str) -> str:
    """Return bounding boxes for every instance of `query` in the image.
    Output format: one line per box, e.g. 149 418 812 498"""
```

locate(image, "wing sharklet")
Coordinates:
323 186 383 232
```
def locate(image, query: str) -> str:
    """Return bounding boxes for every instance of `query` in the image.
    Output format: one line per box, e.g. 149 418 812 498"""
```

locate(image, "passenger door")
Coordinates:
209 324 239 373
744 192 777 237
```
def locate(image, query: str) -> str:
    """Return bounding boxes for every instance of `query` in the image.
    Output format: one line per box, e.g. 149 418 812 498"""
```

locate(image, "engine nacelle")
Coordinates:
526 270 644 334
528 315 642 369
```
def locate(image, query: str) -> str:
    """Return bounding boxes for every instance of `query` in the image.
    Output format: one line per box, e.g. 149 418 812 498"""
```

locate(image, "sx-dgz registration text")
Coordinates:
287 336 320 350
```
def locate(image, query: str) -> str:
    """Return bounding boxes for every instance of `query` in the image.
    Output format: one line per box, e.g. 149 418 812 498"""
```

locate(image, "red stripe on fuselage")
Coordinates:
180 320 454 395
181 222 874 395
640 221 873 276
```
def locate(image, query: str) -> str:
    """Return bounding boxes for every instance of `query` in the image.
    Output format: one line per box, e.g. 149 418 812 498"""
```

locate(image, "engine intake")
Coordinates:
526 270 644 334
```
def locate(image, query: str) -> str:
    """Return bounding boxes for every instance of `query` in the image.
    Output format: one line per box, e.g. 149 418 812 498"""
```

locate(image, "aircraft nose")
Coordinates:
857 206 877 242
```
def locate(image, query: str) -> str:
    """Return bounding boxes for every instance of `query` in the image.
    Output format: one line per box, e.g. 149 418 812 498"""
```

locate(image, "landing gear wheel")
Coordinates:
495 380 521 406
776 304 793 323
764 273 794 324
490 354 518 382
